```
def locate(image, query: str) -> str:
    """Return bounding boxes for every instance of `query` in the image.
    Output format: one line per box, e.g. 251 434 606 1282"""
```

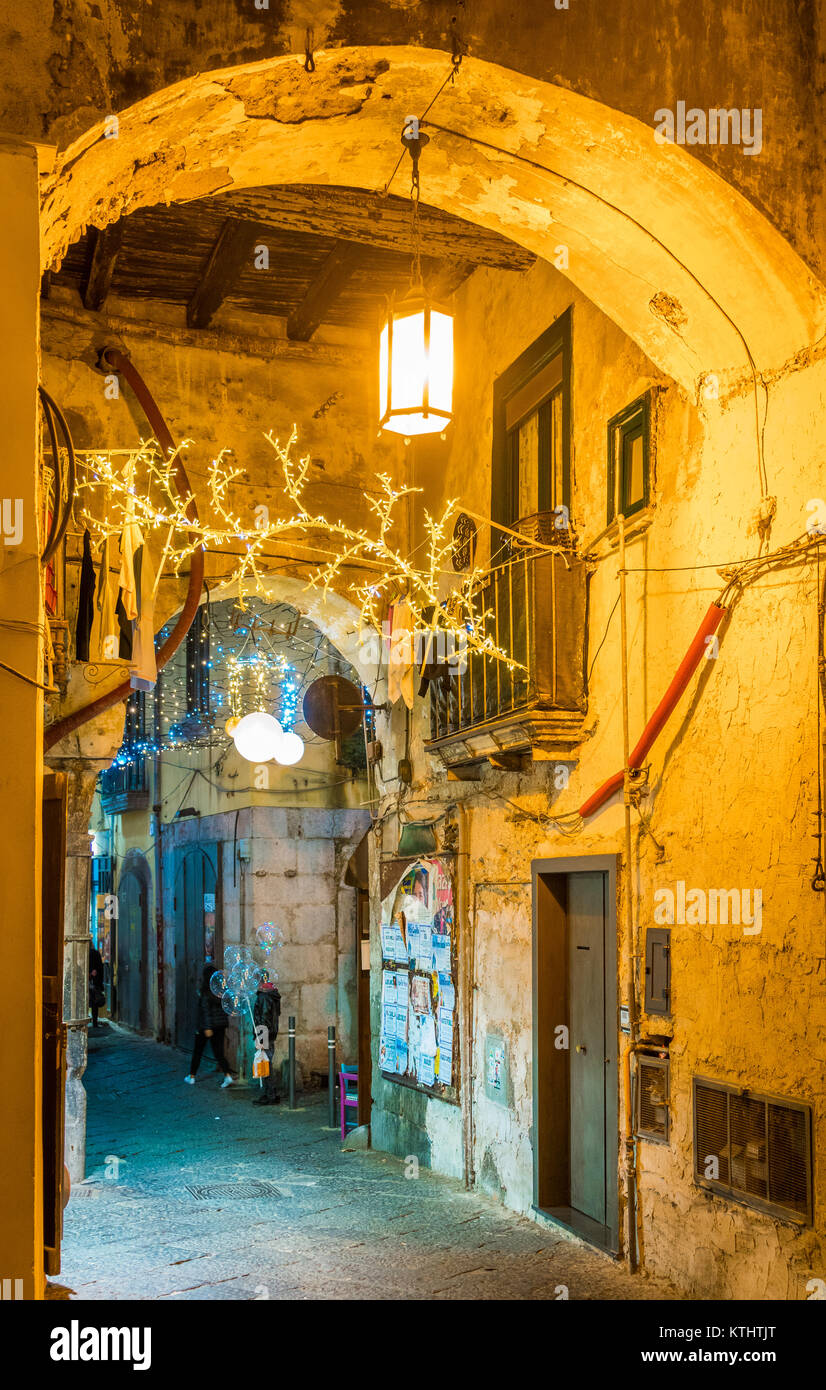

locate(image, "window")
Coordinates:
492 311 571 555
607 394 650 523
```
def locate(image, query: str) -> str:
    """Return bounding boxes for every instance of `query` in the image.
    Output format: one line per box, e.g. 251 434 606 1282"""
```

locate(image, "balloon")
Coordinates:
209 970 226 998
255 922 282 954
221 991 241 1016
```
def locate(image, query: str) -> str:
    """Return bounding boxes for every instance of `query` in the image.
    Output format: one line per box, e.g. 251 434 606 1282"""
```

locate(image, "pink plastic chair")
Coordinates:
339 1065 359 1138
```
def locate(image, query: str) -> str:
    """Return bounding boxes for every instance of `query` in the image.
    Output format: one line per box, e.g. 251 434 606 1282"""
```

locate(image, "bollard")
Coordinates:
327 1024 336 1129
288 1015 296 1110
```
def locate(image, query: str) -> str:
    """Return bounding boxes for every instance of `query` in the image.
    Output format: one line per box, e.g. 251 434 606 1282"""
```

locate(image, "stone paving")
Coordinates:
58 1024 681 1301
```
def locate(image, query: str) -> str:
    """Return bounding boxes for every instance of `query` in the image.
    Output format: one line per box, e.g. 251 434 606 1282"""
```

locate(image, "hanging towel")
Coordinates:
118 494 142 623
89 534 119 662
130 538 157 692
388 599 416 710
75 529 96 661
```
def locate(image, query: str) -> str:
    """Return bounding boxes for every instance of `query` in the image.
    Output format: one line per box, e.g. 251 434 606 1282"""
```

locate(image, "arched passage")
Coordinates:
204 575 382 694
42 47 826 396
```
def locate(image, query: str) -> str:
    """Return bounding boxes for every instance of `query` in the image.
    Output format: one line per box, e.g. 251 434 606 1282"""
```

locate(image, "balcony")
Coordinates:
426 551 589 771
99 759 150 815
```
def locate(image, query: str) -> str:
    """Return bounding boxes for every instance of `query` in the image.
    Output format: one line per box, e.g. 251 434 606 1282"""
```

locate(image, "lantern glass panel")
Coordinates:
380 302 453 435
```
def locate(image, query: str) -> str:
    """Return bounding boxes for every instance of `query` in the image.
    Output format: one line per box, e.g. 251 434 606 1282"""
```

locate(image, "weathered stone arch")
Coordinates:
42 47 826 396
196 575 382 692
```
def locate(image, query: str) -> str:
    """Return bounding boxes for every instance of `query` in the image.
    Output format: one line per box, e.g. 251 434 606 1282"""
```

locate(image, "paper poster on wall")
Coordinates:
379 856 458 1100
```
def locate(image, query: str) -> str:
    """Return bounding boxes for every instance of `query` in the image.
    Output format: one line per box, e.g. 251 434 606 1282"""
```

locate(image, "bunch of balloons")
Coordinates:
208 927 284 1018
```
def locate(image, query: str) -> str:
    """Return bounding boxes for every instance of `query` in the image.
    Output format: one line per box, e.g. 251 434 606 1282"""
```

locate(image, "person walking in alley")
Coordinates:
88 942 105 1029
184 964 234 1088
252 972 281 1106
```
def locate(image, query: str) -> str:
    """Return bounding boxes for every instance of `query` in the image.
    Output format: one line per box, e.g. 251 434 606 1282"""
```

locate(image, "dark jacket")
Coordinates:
89 947 104 1001
252 984 281 1048
197 988 226 1032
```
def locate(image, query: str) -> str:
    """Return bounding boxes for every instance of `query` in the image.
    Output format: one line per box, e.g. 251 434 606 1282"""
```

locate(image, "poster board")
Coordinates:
379 856 458 1102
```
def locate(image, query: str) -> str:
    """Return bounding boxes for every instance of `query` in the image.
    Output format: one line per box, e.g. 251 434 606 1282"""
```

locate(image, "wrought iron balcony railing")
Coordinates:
426 551 588 769
99 758 150 814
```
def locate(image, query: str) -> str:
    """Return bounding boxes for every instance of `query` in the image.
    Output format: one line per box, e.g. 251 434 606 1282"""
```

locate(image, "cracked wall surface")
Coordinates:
35 47 826 404
368 253 826 1300
2 1 825 288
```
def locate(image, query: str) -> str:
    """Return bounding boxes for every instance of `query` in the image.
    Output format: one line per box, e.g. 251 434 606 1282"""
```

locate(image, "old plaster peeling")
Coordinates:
454 171 554 237
220 55 389 123
39 47 826 390
649 291 688 332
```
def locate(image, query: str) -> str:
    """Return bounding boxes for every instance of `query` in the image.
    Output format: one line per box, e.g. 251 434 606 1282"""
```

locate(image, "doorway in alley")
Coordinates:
174 844 219 1047
116 854 150 1032
532 855 619 1254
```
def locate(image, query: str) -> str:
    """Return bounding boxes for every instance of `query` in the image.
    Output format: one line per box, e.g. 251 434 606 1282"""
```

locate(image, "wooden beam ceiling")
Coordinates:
186 217 262 329
206 185 535 272
80 224 125 311
286 241 367 340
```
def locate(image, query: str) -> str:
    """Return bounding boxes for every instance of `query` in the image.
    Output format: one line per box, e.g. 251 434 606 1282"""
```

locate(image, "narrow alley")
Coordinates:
59 1026 679 1302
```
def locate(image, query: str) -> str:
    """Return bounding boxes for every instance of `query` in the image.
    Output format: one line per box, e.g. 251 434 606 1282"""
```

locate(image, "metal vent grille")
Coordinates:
185 1181 282 1201
636 1056 669 1142
693 1077 812 1224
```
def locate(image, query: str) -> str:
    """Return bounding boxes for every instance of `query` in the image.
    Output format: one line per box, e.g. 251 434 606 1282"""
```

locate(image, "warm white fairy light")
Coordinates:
77 431 522 673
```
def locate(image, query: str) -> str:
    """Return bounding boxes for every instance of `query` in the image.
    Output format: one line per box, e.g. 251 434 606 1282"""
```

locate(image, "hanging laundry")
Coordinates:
118 493 142 623
75 529 96 662
130 538 157 692
116 590 133 661
89 534 119 661
388 598 416 710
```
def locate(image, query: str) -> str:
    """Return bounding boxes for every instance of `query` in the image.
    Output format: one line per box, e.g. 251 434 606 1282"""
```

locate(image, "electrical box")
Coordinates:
644 927 671 1016
237 838 251 862
484 1033 509 1106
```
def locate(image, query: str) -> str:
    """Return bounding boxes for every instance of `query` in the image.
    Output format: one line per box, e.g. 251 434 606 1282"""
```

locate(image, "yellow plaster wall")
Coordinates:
0 138 45 1299
376 254 826 1298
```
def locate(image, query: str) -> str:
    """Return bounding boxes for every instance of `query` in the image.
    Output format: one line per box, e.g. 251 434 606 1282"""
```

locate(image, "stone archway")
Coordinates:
204 575 383 693
42 47 826 398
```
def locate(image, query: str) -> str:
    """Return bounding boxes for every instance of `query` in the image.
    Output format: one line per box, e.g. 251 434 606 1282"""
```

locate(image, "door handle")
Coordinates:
575 1044 587 1054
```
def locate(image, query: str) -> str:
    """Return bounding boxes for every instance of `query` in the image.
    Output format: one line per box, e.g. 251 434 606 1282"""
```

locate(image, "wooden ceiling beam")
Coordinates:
286 240 367 341
186 218 261 329
205 185 535 273
80 224 125 311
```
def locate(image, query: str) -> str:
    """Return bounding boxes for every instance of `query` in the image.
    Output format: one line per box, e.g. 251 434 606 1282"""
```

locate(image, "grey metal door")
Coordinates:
174 847 217 1046
568 871 607 1224
117 869 144 1031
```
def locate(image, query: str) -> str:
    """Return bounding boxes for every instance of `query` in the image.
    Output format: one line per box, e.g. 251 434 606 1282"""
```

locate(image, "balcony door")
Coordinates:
491 309 571 555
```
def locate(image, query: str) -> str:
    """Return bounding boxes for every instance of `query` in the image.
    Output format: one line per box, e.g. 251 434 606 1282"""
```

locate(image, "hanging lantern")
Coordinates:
379 116 454 438
379 290 453 437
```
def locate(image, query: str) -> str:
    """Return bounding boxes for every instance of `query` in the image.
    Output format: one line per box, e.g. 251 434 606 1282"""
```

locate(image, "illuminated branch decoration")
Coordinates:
77 429 522 672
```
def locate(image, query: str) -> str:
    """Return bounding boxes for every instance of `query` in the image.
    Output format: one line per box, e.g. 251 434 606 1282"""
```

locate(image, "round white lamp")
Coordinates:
274 730 305 766
232 711 283 763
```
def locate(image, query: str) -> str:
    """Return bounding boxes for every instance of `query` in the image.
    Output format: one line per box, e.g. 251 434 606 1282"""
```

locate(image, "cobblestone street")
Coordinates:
57 1025 680 1301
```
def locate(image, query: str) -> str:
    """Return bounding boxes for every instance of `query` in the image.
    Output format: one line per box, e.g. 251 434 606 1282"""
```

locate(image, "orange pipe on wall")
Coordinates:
578 601 726 819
